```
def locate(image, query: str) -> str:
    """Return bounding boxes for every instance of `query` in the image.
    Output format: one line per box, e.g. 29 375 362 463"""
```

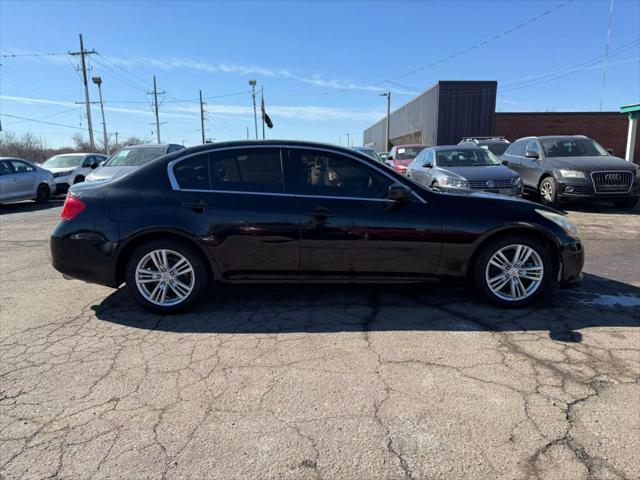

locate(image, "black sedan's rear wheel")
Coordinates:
125 239 207 313
474 235 552 307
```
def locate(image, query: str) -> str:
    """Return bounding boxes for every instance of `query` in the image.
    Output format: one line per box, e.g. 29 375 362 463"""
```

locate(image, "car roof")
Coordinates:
156 140 375 159
48 152 105 156
516 135 589 142
429 145 485 152
352 146 374 150
393 144 426 148
120 143 179 150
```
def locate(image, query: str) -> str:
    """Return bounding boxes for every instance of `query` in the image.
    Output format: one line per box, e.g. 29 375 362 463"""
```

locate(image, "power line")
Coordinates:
0 52 67 58
1 113 83 130
282 0 574 97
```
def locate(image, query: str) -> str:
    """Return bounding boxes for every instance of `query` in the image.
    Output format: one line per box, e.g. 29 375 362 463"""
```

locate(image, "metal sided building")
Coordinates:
363 81 497 151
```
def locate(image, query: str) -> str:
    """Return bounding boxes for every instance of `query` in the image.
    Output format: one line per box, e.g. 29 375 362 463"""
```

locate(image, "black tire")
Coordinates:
35 183 50 204
474 235 553 308
612 198 638 209
73 176 85 184
538 176 560 208
125 239 208 313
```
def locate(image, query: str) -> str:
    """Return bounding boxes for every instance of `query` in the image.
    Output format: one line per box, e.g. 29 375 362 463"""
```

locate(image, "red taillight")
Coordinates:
60 194 86 220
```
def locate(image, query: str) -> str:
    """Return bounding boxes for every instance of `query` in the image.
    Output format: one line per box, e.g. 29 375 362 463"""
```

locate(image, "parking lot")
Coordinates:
0 199 638 480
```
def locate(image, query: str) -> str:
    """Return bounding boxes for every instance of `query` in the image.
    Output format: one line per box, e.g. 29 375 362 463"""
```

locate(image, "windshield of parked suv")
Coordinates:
104 147 166 167
436 149 501 167
481 143 510 156
541 138 608 158
42 155 82 168
395 146 426 160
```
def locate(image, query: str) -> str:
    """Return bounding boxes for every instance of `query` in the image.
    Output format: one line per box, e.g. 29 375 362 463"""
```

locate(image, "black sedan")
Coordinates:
51 140 584 312
501 135 640 209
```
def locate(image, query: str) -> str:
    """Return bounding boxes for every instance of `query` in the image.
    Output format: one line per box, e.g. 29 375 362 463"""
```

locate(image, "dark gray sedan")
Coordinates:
407 146 522 196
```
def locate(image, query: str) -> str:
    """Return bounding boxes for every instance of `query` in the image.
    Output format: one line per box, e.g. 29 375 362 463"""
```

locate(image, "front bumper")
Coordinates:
557 178 640 200
557 236 584 285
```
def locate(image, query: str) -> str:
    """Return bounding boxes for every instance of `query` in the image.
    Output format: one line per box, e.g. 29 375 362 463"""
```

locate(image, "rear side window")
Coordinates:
174 153 210 190
209 148 283 193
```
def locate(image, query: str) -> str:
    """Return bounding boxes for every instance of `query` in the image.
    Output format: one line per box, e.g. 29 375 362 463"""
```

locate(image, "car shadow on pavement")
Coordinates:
0 198 64 214
561 201 640 215
93 273 640 343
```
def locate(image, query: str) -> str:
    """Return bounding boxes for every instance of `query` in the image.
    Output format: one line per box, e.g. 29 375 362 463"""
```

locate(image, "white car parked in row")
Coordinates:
0 157 57 204
40 153 108 194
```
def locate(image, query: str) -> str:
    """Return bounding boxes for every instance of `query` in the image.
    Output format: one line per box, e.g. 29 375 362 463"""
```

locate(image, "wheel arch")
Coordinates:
114 229 217 286
464 225 562 283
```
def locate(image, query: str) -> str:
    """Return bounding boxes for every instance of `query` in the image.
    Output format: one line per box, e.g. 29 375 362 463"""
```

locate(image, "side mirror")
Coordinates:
388 183 411 201
90 162 99 170
606 148 614 155
501 160 509 166
422 162 433 169
525 150 539 159
387 155 393 160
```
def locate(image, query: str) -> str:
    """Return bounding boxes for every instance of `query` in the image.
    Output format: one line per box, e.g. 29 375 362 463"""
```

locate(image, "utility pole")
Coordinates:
114 132 119 149
148 75 165 143
199 90 206 144
91 76 108 154
599 0 614 111
261 86 265 140
69 34 96 150
380 92 391 152
246 127 249 140
249 79 258 140
345 133 350 147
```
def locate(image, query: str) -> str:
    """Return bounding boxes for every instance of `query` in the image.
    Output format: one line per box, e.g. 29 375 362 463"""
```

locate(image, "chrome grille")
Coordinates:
467 178 514 189
590 171 634 194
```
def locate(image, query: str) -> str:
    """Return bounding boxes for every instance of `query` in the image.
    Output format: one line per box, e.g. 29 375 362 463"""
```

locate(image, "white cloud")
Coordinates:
2 95 385 122
95 55 417 95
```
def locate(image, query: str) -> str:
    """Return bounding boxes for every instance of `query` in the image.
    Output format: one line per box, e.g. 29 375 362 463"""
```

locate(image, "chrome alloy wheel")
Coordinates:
485 244 544 302
135 249 195 306
540 180 554 202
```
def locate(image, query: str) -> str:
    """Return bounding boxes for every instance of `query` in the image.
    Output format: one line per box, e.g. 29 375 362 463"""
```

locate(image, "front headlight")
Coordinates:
53 170 74 178
440 176 468 188
559 169 586 179
514 176 522 186
536 209 579 237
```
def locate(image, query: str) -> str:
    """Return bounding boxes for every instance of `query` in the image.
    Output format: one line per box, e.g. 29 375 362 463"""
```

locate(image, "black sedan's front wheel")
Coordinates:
126 239 208 313
475 235 552 307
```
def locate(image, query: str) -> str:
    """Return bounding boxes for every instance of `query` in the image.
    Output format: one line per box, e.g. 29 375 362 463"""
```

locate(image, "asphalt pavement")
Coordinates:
0 198 638 480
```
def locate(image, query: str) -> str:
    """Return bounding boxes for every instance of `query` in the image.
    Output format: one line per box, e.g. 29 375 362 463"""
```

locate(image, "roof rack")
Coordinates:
461 136 506 141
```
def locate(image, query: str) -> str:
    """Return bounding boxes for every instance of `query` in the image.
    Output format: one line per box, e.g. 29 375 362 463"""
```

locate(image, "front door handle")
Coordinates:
305 207 334 218
181 200 207 213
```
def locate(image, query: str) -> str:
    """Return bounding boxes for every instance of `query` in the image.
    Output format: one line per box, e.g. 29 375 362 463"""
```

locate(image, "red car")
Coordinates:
386 144 429 174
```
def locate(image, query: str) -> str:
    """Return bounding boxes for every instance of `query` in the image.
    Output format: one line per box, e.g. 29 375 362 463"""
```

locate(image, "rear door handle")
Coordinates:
181 200 207 212
305 207 334 218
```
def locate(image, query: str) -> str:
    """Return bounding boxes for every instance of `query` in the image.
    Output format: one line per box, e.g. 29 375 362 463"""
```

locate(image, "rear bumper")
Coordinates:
50 232 119 288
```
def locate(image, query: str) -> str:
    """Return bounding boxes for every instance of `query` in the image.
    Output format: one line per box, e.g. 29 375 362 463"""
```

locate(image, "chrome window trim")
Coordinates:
167 144 426 203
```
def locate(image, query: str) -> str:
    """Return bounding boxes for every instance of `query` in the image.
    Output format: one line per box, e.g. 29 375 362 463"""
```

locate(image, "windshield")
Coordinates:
104 147 166 167
541 138 608 158
356 149 382 162
482 143 509 156
436 149 501 167
42 155 82 168
395 146 426 160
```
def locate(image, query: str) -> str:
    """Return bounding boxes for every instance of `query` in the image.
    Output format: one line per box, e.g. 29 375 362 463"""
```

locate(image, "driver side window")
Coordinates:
289 149 393 200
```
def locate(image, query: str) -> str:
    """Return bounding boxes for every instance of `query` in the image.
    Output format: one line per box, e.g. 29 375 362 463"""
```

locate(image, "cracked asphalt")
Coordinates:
1 198 639 480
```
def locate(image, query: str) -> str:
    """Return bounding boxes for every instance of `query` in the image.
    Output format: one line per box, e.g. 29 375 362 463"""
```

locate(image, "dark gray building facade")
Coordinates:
363 81 497 151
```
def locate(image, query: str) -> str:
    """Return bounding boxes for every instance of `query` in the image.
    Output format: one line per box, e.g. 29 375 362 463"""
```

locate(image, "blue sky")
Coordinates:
1 0 639 149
